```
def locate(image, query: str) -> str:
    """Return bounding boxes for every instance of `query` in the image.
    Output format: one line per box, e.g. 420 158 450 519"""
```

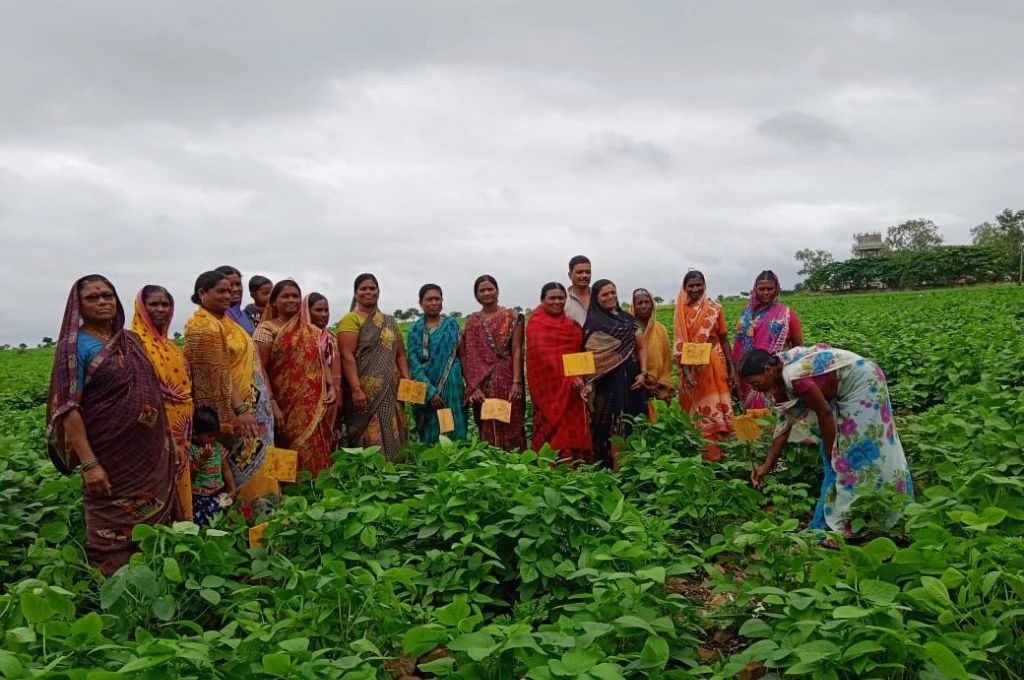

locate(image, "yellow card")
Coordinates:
481 398 512 423
248 522 269 549
562 351 596 377
746 408 771 420
680 342 712 365
437 408 455 433
397 379 428 404
237 468 281 502
733 414 762 442
264 447 298 483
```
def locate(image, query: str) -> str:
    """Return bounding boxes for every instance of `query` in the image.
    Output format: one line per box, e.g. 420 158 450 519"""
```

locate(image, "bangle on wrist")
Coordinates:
81 458 100 471
233 403 249 415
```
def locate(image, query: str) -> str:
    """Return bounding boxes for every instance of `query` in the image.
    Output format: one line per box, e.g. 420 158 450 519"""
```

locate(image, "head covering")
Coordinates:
46 276 128 473
748 271 781 311
583 279 637 341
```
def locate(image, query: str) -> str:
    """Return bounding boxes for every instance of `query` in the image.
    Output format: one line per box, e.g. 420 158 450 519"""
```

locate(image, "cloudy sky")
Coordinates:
2 1 1022 343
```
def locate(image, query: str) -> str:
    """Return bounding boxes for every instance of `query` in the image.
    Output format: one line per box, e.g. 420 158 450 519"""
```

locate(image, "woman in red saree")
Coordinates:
526 283 592 464
674 271 738 459
47 275 178 574
254 280 335 477
463 275 526 451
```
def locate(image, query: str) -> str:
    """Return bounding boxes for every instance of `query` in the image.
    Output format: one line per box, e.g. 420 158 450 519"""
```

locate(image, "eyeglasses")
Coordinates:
82 292 116 303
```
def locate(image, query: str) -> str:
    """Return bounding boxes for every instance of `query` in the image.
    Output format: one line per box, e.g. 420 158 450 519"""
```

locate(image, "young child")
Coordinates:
244 275 273 327
190 406 237 525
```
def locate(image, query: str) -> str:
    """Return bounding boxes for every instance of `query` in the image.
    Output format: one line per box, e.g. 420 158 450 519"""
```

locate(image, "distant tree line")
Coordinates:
795 209 1023 292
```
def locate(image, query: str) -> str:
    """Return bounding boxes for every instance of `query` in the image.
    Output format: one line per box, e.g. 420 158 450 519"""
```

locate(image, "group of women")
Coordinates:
47 261 912 573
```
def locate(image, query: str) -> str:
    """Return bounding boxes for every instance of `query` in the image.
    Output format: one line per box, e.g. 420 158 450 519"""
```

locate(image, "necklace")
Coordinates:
83 324 113 341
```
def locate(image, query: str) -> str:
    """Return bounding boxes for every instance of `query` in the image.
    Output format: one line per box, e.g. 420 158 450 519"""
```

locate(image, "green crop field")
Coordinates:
1 285 1023 678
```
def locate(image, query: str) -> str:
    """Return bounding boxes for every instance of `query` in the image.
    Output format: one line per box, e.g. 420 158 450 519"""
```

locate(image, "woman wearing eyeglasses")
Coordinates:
46 275 179 575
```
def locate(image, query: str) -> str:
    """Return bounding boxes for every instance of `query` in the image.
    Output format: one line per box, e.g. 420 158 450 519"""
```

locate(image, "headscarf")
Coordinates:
131 290 193 407
301 293 332 356
583 279 639 378
733 271 791 365
46 275 130 473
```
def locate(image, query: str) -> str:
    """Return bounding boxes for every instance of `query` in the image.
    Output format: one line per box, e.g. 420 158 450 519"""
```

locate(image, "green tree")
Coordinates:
885 219 944 252
794 248 834 277
972 208 1024 259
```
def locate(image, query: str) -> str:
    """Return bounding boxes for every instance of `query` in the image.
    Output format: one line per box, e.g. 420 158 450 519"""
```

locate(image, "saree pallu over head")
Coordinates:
526 306 592 457
131 291 195 519
407 315 467 443
46 278 178 573
302 294 341 445
582 280 639 382
184 308 271 487
344 310 406 460
263 312 333 476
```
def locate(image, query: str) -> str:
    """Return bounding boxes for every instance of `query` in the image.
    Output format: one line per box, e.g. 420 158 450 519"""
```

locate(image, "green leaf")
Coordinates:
151 597 175 622
635 566 665 583
69 612 103 639
360 526 378 548
20 591 53 623
0 651 25 679
435 595 471 627
200 575 225 588
199 589 221 605
613 615 656 635
630 635 669 670
543 487 561 508
99 573 126 609
280 637 310 652
795 640 841 663
39 521 69 543
859 579 900 606
920 576 953 609
418 656 456 674
402 625 447 658
843 640 885 660
447 631 497 661
833 605 871 619
923 641 967 680
262 653 290 676
738 618 773 638
861 537 898 562
550 648 601 675
588 663 625 680
162 557 183 584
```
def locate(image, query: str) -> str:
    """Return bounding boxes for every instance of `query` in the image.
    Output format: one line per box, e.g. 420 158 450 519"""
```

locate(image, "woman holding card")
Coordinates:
463 275 527 451
338 273 410 461
254 279 335 477
407 284 468 444
632 288 675 415
583 279 648 468
674 271 737 459
526 283 593 464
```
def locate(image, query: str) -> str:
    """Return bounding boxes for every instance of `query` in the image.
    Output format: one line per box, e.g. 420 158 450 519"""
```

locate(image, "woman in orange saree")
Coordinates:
673 271 738 459
254 280 335 478
131 285 195 520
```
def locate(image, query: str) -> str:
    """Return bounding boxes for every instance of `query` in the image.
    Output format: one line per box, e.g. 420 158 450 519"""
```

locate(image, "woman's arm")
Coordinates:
222 453 237 496
751 431 788 489
406 329 436 399
338 330 365 409
396 331 411 381
61 410 112 495
719 329 739 389
631 330 648 389
788 311 804 348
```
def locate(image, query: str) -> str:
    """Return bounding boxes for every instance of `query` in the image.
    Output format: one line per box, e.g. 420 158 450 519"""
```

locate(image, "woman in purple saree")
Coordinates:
46 275 179 575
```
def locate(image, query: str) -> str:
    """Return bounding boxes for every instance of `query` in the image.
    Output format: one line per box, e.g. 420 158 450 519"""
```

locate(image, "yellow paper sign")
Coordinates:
733 414 762 442
264 447 298 483
397 379 428 404
680 342 712 365
746 408 771 420
437 408 455 433
237 467 281 502
248 522 269 549
562 351 596 377
481 398 512 423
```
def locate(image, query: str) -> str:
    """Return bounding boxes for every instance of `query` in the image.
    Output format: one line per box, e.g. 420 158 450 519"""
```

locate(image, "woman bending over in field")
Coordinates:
254 280 335 477
47 275 179 574
337 274 409 460
741 345 913 535
131 285 195 520
583 279 648 468
184 271 276 499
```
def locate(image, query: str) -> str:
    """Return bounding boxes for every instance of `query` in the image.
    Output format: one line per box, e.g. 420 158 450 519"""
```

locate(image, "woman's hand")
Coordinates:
82 463 112 496
630 372 647 390
750 462 773 489
430 393 445 409
234 411 259 439
272 401 285 429
351 388 368 411
509 382 523 401
324 385 337 406
468 389 486 405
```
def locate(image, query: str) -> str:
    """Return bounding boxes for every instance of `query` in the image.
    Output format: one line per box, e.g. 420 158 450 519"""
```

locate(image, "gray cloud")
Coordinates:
2 1 1024 343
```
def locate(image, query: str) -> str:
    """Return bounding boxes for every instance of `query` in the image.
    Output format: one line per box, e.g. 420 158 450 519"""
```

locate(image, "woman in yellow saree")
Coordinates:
131 285 195 520
184 271 275 497
254 280 335 477
632 288 675 418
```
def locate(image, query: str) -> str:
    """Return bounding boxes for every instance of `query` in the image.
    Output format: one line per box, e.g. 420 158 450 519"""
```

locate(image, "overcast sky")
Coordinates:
2 1 1023 343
